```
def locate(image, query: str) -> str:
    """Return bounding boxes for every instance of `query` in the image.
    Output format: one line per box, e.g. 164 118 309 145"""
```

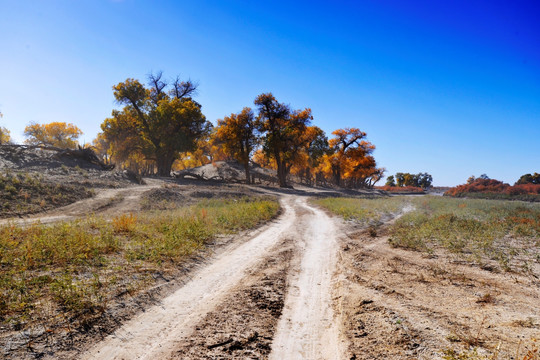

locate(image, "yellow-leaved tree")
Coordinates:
102 72 211 176
215 107 259 183
254 93 312 187
24 122 82 148
0 112 11 145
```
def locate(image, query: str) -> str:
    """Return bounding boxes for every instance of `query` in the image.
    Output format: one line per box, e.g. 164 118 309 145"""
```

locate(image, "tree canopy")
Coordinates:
254 93 312 187
320 128 383 187
515 173 540 185
23 122 82 148
102 72 211 176
215 107 259 183
391 172 433 188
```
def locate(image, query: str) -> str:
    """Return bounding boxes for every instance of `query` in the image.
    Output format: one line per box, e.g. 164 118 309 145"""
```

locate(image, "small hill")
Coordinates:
0 145 141 217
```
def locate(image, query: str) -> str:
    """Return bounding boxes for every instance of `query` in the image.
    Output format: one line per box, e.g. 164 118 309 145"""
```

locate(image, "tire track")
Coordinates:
270 198 345 360
80 196 297 360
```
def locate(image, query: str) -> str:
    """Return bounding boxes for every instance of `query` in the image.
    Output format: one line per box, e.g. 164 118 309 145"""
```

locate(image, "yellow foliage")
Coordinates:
24 122 82 149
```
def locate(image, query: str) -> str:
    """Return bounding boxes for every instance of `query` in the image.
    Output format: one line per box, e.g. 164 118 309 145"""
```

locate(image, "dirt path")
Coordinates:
81 196 297 359
79 195 346 360
270 198 345 359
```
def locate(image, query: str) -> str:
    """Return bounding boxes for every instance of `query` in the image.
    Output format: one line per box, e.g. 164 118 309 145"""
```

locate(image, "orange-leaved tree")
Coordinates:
215 107 259 183
321 128 383 188
24 122 82 148
288 126 329 186
254 93 312 187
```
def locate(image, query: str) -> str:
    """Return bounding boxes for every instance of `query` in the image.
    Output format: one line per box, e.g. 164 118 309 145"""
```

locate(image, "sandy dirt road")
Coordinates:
270 198 344 359
80 195 345 360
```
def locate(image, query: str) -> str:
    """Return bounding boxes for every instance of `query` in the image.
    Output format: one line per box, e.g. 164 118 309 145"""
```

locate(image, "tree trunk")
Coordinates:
244 162 251 184
274 151 288 187
156 153 175 177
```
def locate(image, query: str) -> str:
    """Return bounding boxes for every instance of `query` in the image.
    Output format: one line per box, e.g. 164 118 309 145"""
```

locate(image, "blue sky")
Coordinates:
0 0 538 185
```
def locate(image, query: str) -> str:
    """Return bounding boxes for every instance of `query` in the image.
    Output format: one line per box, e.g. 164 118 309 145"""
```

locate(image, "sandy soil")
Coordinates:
270 198 345 360
336 217 540 359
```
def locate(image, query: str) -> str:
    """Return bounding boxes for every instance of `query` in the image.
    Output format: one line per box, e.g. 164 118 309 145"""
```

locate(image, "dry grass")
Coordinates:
0 171 93 217
0 197 279 339
388 196 540 273
312 196 408 224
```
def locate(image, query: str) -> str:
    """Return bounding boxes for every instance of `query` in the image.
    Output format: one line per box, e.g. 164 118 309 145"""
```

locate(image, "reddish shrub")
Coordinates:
445 179 540 197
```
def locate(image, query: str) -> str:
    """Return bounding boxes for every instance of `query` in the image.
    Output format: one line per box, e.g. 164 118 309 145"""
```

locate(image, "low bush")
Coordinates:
445 178 540 201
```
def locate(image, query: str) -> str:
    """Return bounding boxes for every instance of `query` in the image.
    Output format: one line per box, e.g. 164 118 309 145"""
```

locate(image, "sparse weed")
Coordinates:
0 171 93 216
0 196 279 339
389 196 540 273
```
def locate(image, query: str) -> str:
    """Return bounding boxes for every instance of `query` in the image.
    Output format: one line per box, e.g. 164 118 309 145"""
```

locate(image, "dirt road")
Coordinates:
80 195 346 360
270 198 344 359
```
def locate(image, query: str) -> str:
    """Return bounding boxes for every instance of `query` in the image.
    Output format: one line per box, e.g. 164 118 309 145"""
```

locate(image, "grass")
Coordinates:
441 339 539 360
446 191 540 202
388 196 540 272
312 196 409 224
0 171 94 217
0 196 279 338
316 196 539 273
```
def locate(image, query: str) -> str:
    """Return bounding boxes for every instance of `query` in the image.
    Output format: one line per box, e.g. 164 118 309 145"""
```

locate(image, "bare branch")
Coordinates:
171 76 198 99
148 71 167 104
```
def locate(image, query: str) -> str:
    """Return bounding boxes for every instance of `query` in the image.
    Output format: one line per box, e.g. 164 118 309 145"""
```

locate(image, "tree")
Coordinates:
323 128 380 187
387 172 432 188
105 72 211 176
215 107 259 184
515 173 540 185
385 175 396 187
290 126 329 186
417 172 433 188
254 93 312 187
0 127 11 144
0 112 9 144
24 122 82 148
395 172 405 187
92 132 113 165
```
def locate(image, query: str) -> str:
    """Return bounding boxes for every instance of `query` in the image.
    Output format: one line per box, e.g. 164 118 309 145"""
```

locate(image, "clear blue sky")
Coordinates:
1 0 538 186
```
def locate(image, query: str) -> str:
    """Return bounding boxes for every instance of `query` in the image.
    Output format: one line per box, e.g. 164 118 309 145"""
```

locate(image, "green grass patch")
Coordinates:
389 196 540 272
0 197 279 334
313 196 408 223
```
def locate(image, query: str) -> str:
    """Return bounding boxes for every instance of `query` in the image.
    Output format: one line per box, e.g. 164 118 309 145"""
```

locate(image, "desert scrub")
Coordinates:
313 196 409 224
0 171 93 217
389 196 540 272
0 197 278 339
